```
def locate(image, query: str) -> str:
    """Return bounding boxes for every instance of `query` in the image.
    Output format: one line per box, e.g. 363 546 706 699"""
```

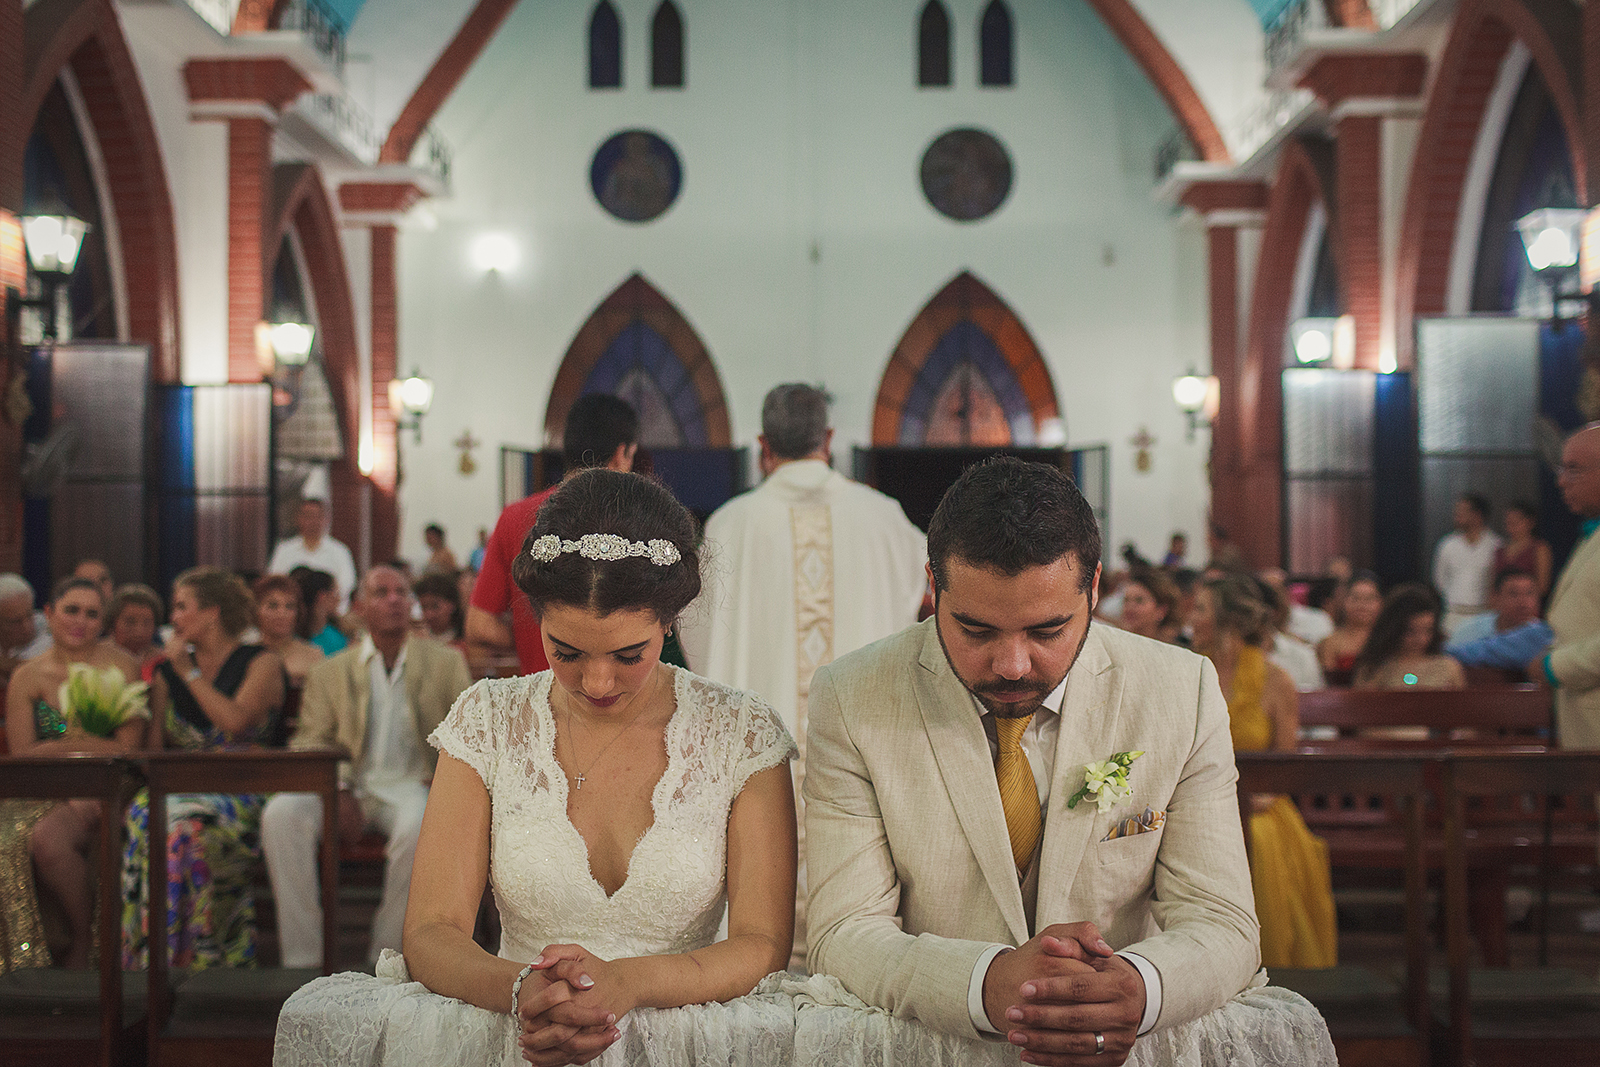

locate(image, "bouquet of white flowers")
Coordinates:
58 663 151 738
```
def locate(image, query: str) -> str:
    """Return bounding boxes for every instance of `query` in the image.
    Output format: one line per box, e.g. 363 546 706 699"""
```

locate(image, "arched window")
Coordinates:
874 272 1059 446
651 1 685 89
979 0 1013 87
918 1 951 88
546 274 731 450
589 1 622 89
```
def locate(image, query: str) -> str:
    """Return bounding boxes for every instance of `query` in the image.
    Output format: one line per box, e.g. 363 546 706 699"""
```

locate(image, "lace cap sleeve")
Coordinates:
429 680 500 790
730 690 797 794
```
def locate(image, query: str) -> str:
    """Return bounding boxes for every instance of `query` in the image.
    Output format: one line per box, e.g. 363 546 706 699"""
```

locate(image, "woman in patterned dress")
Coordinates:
120 567 285 969
3 577 146 970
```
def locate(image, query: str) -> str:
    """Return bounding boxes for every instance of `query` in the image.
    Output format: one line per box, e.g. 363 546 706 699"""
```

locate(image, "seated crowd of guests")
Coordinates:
0 542 476 976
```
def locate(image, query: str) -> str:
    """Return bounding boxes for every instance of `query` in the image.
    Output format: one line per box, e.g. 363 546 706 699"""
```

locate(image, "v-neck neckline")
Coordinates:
541 665 686 901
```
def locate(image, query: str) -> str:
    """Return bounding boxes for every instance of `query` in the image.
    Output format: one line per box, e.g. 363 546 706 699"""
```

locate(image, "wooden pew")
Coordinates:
1235 752 1434 1067
141 749 341 1067
1441 751 1600 1067
0 756 143 1067
1298 685 1552 746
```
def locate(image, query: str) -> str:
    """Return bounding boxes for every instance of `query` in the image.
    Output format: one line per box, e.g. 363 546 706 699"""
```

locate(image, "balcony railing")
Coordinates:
1264 0 1328 74
297 92 381 164
231 0 346 72
1154 127 1199 185
420 126 453 190
1228 87 1316 164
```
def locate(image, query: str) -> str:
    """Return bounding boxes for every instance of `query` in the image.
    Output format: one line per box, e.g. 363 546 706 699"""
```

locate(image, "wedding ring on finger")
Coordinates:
1094 1031 1106 1055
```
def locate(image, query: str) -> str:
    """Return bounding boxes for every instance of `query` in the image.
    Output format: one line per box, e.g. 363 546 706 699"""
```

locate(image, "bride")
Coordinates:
275 469 798 1066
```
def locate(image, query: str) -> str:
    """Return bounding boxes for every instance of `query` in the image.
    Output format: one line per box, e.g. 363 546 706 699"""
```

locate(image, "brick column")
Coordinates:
1181 180 1270 565
0 0 24 573
1300 53 1426 370
185 59 311 382
339 181 426 565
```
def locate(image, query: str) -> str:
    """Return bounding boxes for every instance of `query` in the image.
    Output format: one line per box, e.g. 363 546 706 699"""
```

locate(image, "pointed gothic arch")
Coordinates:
917 0 952 88
651 1 685 89
545 275 731 450
589 0 623 89
873 272 1059 447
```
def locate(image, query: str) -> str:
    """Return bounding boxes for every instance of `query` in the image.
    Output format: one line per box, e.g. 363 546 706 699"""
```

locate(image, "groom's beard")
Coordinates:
935 614 1093 720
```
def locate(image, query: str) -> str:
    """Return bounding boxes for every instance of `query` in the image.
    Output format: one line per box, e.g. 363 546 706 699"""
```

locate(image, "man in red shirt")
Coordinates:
465 394 639 673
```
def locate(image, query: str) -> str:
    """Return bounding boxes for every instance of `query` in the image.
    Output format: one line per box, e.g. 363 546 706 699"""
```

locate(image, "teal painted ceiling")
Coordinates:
322 0 366 32
1249 0 1297 28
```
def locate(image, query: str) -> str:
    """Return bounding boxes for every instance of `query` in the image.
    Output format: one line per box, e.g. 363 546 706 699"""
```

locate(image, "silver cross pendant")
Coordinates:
574 772 585 790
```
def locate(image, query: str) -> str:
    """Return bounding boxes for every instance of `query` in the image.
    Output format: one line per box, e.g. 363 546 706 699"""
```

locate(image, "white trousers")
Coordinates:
262 779 430 968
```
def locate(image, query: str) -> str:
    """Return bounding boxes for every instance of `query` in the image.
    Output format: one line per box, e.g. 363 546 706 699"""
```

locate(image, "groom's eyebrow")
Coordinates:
951 611 1074 631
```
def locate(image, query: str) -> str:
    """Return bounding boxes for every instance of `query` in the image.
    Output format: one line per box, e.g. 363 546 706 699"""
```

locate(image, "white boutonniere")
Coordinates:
1066 750 1144 814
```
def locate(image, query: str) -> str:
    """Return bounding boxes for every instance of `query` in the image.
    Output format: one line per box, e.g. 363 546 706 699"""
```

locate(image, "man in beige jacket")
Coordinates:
806 459 1260 1065
262 565 472 967
1536 424 1600 748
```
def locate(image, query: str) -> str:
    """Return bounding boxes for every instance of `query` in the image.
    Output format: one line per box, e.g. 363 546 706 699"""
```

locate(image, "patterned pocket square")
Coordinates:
1100 805 1166 842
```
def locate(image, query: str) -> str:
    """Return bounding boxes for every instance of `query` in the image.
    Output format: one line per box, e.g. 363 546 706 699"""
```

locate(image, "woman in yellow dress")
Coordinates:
1192 573 1338 969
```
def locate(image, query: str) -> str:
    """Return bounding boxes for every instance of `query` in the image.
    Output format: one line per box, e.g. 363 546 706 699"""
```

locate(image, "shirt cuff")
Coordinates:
967 944 1013 1034
1543 654 1561 688
1117 951 1161 1035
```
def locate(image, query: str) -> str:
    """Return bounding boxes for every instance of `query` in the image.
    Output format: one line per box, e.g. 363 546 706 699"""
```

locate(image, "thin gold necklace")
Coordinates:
561 672 658 790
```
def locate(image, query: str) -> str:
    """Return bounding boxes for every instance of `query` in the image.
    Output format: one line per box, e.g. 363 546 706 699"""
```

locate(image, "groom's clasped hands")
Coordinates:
515 943 628 1066
982 921 1146 1067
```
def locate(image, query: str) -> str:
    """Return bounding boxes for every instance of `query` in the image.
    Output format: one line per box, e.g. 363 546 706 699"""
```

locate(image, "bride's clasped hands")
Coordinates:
515 944 625 1065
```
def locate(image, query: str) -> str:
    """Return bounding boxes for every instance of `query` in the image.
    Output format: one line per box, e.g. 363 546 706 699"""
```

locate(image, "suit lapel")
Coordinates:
1037 628 1125 925
914 624 1031 945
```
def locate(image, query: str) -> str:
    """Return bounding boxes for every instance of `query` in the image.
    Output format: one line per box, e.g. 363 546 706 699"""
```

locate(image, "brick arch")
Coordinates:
1083 0 1228 164
544 274 732 449
1396 0 1584 367
380 0 523 165
267 163 371 554
229 0 286 34
873 271 1059 446
1216 139 1327 569
21 0 180 381
1322 0 1376 30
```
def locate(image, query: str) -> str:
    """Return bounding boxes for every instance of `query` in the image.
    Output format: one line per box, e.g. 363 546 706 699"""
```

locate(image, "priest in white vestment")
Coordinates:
679 384 927 964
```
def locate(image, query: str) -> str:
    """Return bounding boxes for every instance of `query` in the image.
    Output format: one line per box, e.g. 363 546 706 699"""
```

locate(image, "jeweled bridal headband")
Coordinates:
526 533 681 567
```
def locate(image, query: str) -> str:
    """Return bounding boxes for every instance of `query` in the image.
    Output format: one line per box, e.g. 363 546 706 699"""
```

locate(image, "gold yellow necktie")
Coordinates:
994 713 1041 874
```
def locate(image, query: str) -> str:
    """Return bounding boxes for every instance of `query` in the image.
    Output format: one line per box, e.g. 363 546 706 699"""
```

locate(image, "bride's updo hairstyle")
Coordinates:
512 468 700 625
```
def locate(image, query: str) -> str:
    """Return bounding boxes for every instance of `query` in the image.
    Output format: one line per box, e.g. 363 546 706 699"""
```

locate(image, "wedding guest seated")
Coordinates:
262 566 470 968
107 583 165 679
0 573 52 698
1255 577 1326 692
1353 582 1465 691
253 574 324 741
274 470 797 1065
1495 500 1552 597
121 568 286 969
1258 567 1333 647
71 559 115 618
1115 565 1180 643
291 567 347 656
1443 569 1552 675
412 572 465 648
3 577 147 971
421 523 459 576
1191 573 1336 968
1317 570 1382 684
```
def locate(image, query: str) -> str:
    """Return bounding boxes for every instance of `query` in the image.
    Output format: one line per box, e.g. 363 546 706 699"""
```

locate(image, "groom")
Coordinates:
804 458 1259 1064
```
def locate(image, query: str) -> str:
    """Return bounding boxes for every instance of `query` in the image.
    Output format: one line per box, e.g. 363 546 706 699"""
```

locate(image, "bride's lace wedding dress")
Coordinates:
273 666 799 1067
275 666 1336 1067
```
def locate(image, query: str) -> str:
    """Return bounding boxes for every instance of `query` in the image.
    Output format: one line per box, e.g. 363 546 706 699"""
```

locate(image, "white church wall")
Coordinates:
119 3 232 384
394 0 1213 570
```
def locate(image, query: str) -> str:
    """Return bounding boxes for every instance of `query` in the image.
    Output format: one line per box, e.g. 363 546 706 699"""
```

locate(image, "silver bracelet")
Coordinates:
510 962 536 1018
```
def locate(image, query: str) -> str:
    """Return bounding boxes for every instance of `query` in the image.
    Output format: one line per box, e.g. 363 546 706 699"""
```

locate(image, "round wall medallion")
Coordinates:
920 128 1012 222
590 130 682 223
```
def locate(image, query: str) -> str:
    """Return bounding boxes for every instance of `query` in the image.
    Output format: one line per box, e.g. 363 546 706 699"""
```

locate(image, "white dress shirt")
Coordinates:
355 637 429 791
1432 530 1502 614
268 534 359 612
963 675 1164 1037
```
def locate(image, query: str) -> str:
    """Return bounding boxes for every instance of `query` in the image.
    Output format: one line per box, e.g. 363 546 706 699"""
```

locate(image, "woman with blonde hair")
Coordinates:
1191 573 1337 969
121 566 285 969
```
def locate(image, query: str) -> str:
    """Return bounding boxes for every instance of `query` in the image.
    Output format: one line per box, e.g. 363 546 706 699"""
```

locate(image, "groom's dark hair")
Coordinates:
927 457 1101 594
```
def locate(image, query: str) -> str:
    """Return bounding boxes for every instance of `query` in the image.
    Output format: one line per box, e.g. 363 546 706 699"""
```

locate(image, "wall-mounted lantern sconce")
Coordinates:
5 206 89 343
1516 207 1589 327
390 367 435 444
1171 369 1219 442
268 320 315 366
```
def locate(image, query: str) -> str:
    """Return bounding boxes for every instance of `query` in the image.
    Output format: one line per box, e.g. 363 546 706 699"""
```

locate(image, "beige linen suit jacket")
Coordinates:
804 620 1260 1040
1548 527 1600 748
289 635 473 787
